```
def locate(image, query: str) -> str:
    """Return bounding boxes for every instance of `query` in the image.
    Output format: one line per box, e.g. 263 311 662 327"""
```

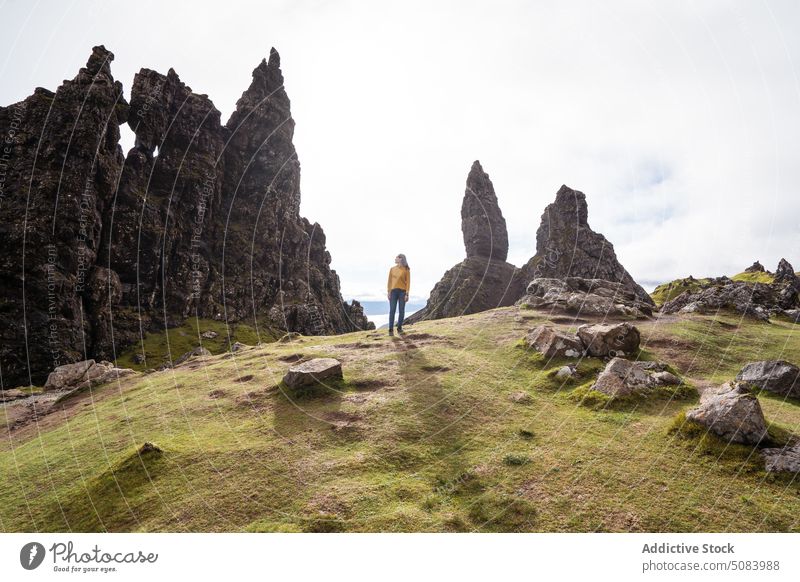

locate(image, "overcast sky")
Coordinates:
2 0 799 302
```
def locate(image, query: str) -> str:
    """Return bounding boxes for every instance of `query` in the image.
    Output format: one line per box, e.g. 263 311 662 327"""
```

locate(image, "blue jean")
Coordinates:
388 288 406 330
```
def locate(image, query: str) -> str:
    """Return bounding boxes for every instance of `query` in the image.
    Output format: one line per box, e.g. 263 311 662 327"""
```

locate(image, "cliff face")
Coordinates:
406 161 525 324
521 185 654 305
0 46 372 388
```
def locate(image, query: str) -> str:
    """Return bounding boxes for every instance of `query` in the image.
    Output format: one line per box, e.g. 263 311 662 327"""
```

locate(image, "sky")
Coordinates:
2 0 799 303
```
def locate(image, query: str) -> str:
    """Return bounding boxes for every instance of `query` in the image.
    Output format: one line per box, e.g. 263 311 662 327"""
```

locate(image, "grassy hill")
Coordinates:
2 305 800 532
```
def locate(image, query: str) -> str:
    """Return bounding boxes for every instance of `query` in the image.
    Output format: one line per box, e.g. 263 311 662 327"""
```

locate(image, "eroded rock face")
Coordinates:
515 277 653 318
283 357 343 388
0 46 373 388
520 185 653 306
0 46 128 388
406 162 525 323
524 325 583 359
661 259 799 319
735 360 800 398
686 382 768 445
576 322 640 358
591 358 680 397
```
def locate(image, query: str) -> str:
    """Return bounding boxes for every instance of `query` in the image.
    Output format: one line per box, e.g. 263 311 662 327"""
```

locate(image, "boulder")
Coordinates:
515 277 653 318
283 357 343 388
44 359 135 391
735 360 800 398
201 330 218 339
524 325 583 359
761 444 800 473
685 382 768 445
44 360 97 391
591 358 680 397
576 322 640 358
230 341 248 352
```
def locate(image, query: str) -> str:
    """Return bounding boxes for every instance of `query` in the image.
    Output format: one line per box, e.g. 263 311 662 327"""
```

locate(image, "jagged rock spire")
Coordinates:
461 160 509 261
522 184 654 305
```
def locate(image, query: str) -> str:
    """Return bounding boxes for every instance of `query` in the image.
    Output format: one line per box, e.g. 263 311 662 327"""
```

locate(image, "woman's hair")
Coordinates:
396 253 409 269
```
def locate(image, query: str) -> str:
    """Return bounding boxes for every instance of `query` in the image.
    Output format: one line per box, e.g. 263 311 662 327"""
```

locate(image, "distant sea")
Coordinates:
351 300 426 329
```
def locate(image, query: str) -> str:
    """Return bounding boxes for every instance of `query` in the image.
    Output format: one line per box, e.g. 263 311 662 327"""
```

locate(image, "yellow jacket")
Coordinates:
387 265 410 294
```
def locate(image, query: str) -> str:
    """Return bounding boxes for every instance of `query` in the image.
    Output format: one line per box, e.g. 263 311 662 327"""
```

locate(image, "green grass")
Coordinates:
114 317 279 371
2 306 800 532
731 271 775 284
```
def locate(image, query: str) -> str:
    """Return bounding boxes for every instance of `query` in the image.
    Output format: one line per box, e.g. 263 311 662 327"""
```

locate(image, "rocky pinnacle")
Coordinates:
462 160 509 261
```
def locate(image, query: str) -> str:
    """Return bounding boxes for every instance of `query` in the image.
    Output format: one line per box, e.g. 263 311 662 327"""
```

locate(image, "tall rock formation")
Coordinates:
462 160 508 261
520 185 653 305
0 46 372 388
405 161 525 323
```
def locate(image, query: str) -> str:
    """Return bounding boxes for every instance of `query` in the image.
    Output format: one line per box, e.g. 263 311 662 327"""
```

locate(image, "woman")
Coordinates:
387 254 410 336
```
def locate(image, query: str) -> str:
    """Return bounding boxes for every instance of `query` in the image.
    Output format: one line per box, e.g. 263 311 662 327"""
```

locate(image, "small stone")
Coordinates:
555 365 576 380
509 391 533 404
201 330 218 339
230 341 248 352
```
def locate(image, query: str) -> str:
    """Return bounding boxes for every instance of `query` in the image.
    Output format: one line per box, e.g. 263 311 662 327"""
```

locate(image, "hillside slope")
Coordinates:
2 306 800 532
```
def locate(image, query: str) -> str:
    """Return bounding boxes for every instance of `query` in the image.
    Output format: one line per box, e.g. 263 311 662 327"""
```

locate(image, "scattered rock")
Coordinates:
279 332 302 343
661 259 799 319
735 360 800 398
591 358 679 397
516 277 653 318
230 341 248 352
524 325 583 358
509 391 533 404
282 357 343 388
555 365 577 380
685 382 768 445
761 444 800 473
576 322 640 358
201 330 218 339
173 346 212 366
